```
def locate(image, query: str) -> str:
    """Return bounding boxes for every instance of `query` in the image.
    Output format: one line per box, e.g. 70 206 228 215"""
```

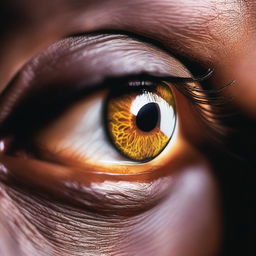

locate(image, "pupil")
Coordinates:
136 102 159 132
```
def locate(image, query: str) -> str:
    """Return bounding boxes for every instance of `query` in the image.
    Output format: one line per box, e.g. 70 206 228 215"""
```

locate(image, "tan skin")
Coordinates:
0 1 254 255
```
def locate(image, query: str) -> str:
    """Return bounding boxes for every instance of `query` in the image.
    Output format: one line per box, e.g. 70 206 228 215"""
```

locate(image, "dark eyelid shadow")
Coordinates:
78 30 209 76
0 67 217 146
0 69 211 129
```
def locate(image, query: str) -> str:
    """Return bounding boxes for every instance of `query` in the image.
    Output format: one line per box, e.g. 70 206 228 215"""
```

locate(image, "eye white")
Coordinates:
37 93 126 164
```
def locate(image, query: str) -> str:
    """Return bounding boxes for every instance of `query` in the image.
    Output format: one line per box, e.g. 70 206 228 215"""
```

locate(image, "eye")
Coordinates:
0 34 222 225
106 82 176 162
33 79 177 167
0 34 214 179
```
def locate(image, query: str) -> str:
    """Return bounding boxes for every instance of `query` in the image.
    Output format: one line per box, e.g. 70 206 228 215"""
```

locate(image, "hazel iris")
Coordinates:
106 82 176 161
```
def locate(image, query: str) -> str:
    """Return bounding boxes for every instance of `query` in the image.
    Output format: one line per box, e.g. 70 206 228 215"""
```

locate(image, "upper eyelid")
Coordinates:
0 70 214 140
0 33 223 135
27 33 192 79
0 34 192 123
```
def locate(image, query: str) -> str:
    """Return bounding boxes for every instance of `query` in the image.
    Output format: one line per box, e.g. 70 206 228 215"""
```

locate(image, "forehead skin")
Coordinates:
0 1 249 84
1 0 255 115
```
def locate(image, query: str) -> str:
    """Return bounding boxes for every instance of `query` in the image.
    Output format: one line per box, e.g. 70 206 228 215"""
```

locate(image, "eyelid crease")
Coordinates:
83 67 232 108
65 68 233 141
158 68 214 84
67 68 215 99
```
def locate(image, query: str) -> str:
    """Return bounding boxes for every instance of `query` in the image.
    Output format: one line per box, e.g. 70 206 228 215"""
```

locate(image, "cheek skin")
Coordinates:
0 154 221 256
121 165 221 256
0 129 221 256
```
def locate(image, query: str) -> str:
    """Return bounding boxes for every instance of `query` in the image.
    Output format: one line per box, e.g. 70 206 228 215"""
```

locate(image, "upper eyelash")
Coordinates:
99 68 234 138
0 68 233 142
105 68 233 108
143 68 235 139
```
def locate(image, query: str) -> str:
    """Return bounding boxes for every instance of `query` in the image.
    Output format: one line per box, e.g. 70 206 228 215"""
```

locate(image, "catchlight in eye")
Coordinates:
106 83 176 162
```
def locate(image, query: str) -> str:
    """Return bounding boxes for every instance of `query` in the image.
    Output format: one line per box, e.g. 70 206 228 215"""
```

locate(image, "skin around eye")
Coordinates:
29 80 179 173
0 34 204 176
106 83 176 161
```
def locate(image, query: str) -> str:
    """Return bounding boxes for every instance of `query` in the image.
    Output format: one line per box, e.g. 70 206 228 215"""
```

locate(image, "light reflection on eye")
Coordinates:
35 80 177 168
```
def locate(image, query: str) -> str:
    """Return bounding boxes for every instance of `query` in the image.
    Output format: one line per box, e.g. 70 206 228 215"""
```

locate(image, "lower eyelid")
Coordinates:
0 155 171 214
0 137 203 215
35 122 180 175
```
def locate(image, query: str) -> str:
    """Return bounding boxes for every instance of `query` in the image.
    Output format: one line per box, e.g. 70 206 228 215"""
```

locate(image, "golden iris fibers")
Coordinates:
106 82 176 162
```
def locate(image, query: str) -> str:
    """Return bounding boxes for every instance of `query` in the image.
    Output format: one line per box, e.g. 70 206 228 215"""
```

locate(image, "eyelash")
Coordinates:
99 69 234 137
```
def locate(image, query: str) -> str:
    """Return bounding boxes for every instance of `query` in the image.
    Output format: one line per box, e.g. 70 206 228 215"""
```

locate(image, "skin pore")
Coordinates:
0 1 255 256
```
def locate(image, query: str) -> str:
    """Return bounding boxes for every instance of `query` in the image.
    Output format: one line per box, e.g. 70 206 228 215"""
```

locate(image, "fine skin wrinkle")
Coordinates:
0 1 255 256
